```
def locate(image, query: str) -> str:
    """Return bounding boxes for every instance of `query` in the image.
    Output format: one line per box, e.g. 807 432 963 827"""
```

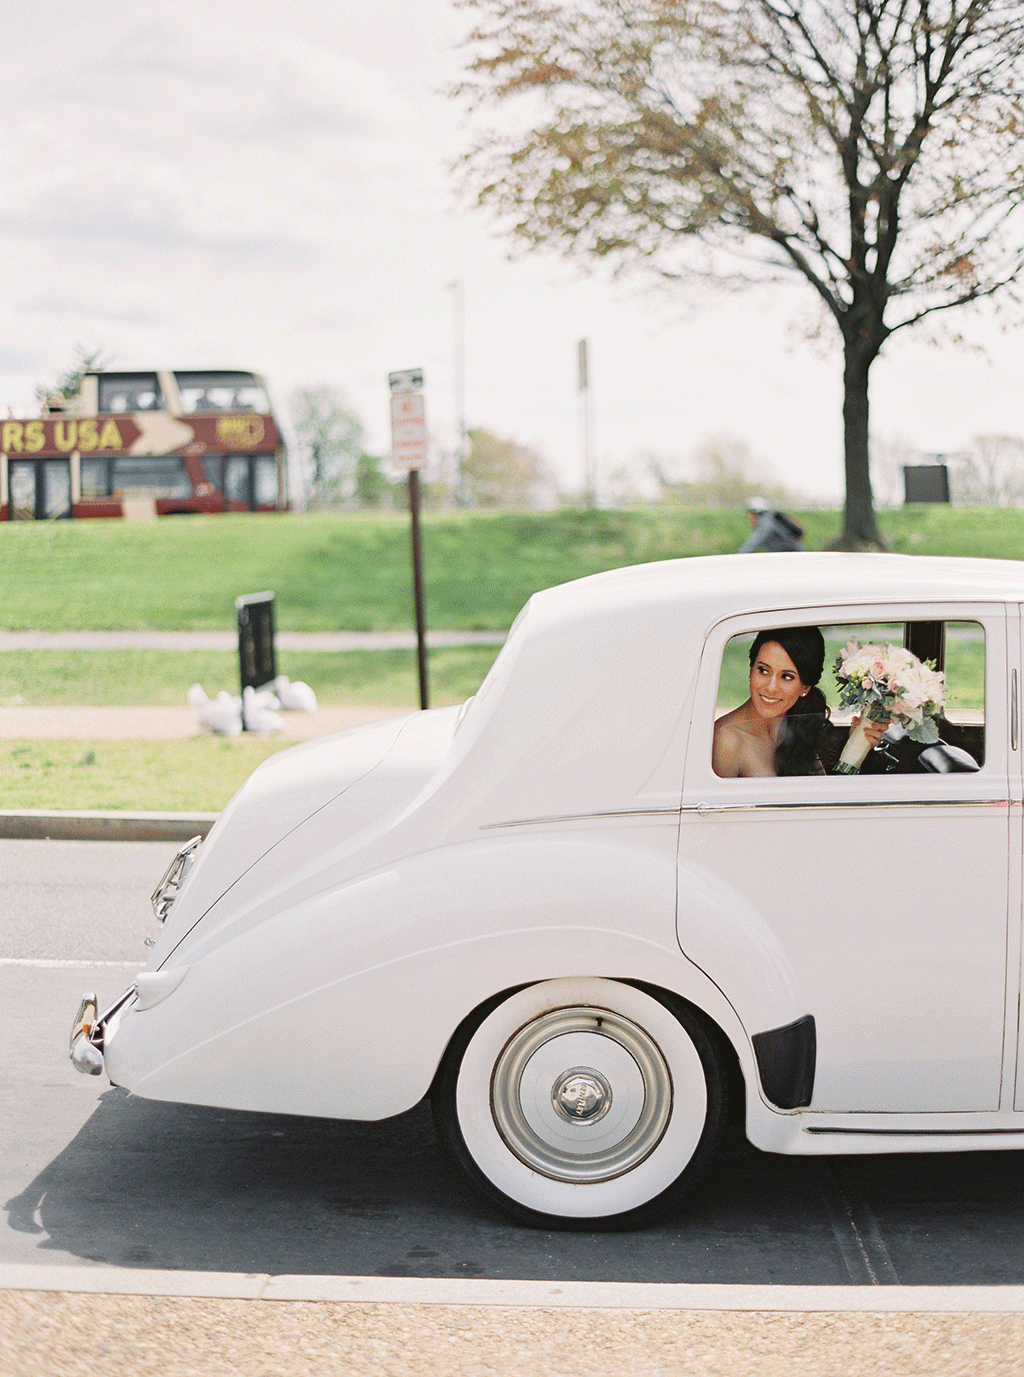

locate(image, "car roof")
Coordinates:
531 552 1024 628
433 553 1024 827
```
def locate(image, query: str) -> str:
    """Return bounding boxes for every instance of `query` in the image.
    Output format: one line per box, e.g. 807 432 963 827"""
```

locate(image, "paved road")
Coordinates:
5 839 1024 1286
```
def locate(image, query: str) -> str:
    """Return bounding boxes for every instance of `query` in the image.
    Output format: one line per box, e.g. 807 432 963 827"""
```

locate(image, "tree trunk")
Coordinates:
836 336 885 549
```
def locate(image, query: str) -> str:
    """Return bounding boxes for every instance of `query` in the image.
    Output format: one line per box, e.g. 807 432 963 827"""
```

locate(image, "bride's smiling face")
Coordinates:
749 641 809 720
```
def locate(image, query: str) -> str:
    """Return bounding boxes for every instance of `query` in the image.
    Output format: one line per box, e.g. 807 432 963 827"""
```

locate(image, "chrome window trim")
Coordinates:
482 808 680 830
483 798 1011 829
806 1125 1024 1137
685 798 1010 815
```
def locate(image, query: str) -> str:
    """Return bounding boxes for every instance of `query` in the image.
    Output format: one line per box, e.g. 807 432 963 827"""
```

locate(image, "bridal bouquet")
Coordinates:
833 638 946 773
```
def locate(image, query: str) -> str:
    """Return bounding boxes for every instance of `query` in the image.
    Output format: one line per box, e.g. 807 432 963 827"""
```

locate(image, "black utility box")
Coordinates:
903 464 950 504
236 590 276 698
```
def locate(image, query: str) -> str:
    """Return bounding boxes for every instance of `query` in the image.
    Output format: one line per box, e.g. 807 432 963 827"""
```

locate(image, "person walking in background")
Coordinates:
739 496 806 552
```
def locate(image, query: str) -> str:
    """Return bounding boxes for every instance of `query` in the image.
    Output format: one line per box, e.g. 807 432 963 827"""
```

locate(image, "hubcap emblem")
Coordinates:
551 1067 612 1125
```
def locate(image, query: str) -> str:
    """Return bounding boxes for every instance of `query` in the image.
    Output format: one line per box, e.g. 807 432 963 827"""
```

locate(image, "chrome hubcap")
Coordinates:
490 1005 674 1183
551 1068 612 1124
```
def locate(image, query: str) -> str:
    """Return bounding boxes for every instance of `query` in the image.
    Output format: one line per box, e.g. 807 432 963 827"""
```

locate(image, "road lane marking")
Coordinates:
0 958 139 968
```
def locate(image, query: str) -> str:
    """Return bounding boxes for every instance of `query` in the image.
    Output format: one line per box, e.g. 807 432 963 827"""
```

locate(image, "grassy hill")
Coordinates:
0 504 1020 632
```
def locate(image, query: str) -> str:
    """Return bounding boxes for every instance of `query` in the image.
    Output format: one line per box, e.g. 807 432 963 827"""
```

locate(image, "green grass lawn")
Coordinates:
0 645 501 810
0 646 500 708
0 504 1020 632
0 503 1017 811
0 738 291 811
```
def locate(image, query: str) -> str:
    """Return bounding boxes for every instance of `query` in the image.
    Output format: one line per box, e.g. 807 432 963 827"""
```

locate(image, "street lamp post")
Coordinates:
577 338 595 506
449 279 467 506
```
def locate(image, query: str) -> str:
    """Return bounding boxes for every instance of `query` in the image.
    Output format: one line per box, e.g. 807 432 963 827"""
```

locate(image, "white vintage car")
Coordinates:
70 552 1024 1228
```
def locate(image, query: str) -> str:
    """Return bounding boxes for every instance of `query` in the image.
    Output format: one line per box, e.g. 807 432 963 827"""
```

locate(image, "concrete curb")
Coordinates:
0 810 217 842
2 1265 1024 1311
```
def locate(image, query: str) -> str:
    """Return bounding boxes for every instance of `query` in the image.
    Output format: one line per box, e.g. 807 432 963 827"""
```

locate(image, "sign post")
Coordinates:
389 368 429 710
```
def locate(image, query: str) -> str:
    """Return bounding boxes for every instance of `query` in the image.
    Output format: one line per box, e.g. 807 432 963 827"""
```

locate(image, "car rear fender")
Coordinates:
107 834 766 1121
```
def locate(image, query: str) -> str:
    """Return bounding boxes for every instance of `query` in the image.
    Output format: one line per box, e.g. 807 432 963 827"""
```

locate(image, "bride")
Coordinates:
713 626 886 778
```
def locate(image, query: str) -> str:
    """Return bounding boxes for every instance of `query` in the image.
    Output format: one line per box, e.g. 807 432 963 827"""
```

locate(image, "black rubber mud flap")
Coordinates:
752 1014 816 1109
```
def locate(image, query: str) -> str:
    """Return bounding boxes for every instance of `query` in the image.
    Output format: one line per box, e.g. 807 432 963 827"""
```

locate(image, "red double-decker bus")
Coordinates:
2 369 288 520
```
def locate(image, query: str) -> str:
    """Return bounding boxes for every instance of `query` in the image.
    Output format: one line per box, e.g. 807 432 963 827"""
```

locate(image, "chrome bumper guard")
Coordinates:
151 835 203 922
69 985 137 1076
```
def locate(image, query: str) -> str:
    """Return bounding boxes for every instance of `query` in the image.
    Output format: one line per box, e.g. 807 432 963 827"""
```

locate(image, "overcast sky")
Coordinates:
1 0 1021 502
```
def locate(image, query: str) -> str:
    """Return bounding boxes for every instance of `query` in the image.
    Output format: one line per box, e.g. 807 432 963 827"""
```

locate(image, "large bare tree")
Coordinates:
458 0 1024 546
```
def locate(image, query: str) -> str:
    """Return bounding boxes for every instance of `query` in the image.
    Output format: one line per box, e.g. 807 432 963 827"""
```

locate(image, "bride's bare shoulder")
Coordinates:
714 705 745 732
712 710 750 776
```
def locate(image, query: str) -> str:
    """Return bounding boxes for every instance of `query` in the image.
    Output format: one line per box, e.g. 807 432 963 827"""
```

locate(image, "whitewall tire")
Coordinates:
432 978 732 1229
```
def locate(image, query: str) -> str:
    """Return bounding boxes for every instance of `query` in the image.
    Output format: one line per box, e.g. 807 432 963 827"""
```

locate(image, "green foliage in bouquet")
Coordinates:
833 639 946 745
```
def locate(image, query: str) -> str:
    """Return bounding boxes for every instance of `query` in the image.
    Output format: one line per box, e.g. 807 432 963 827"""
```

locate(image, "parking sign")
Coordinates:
390 384 427 471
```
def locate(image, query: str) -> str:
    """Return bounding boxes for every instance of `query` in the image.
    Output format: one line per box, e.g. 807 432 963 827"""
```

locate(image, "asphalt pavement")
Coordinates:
5 837 1024 1288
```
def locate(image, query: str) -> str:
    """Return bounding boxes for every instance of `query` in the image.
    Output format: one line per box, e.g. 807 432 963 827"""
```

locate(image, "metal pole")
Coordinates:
450 279 466 505
408 468 429 710
577 338 594 506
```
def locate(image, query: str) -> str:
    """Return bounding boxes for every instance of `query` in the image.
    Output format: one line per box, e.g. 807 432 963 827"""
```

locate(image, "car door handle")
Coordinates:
1013 669 1019 752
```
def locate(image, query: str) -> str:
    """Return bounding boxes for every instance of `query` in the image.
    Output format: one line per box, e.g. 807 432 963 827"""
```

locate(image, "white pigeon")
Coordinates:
195 689 243 736
274 675 318 713
242 685 284 734
247 686 281 711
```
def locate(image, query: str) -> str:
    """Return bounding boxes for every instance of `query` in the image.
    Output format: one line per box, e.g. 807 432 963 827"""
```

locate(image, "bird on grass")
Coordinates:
188 684 242 736
273 675 318 712
242 685 284 734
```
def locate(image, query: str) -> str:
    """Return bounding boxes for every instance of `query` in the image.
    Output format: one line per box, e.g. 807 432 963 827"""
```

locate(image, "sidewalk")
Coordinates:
3 1269 1023 1377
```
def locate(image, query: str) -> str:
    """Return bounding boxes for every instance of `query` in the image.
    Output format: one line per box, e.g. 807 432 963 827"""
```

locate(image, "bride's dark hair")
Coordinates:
749 626 831 776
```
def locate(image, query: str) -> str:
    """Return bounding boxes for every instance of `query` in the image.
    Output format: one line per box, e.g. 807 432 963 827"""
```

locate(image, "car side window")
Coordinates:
712 620 984 779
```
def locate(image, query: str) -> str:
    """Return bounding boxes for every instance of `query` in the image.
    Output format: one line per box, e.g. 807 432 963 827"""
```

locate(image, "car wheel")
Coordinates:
431 977 732 1229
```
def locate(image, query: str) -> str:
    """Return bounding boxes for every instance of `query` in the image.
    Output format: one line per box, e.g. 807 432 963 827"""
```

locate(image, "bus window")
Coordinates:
98 373 163 413
204 454 278 508
112 456 191 498
201 456 224 492
254 456 278 507
226 455 250 505
80 457 111 498
175 371 269 414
